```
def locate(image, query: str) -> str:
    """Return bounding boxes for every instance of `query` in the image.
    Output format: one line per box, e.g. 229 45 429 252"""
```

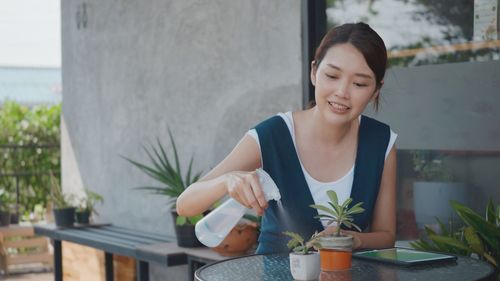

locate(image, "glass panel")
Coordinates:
326 0 500 67
396 149 500 240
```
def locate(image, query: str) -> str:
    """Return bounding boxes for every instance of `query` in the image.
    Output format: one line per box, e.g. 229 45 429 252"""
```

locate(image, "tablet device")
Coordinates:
353 247 457 266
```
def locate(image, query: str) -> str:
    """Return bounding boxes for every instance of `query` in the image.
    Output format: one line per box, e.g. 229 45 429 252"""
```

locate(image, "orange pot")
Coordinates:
319 248 352 271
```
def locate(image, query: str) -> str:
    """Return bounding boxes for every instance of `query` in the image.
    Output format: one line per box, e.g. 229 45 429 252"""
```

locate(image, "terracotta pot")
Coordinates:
318 235 353 271
289 252 321 281
212 223 258 256
319 269 352 281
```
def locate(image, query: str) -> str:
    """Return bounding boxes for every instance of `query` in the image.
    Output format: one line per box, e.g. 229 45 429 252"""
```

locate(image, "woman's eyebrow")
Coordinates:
326 63 373 79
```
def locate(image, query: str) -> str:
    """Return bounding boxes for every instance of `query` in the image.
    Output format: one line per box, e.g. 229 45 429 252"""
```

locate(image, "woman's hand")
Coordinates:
225 170 268 216
320 226 362 250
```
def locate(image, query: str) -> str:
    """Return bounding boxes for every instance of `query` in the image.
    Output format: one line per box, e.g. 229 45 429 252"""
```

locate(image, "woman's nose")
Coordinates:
334 80 349 98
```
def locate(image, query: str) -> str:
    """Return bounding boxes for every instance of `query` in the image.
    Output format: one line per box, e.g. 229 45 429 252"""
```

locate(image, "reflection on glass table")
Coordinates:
195 254 495 281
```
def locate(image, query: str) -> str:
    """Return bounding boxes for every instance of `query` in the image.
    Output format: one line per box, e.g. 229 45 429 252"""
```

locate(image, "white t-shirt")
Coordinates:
248 112 397 228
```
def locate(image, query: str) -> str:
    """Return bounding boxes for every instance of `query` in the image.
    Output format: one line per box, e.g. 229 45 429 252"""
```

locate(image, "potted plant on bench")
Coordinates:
310 190 365 271
123 129 204 247
284 231 321 280
50 174 76 227
0 188 14 226
75 189 104 224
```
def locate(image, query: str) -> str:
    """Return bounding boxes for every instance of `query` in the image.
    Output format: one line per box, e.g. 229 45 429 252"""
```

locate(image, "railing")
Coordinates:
0 143 60 221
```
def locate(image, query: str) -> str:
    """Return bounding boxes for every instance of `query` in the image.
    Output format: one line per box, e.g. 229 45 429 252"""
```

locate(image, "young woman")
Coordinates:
177 22 396 254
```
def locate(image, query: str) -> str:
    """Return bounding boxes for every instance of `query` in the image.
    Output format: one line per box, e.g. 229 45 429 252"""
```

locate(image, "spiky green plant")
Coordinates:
122 129 203 225
411 199 500 270
310 190 365 237
283 231 321 254
49 173 75 209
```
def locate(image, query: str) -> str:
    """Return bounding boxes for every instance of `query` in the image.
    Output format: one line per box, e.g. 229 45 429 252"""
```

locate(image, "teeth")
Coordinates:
329 102 349 111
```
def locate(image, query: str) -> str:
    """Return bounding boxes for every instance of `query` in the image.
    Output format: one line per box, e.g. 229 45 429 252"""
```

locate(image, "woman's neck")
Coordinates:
307 107 358 147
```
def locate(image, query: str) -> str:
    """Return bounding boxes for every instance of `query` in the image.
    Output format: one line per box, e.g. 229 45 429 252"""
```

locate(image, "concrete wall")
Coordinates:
61 1 302 280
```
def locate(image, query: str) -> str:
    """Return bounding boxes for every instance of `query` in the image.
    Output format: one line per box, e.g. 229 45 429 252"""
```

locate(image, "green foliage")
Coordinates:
122 129 203 225
283 231 321 255
411 199 500 269
0 100 61 216
411 150 454 181
0 188 15 212
310 190 365 237
77 188 104 216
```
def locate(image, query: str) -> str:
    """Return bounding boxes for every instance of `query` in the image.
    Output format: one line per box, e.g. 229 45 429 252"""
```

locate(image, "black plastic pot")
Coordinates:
0 211 10 226
76 210 91 224
170 210 204 247
53 207 76 227
10 212 19 224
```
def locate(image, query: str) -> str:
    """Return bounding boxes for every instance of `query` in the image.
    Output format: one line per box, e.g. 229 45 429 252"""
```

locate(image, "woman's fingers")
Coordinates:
248 172 268 209
242 174 263 215
225 170 269 215
320 226 339 236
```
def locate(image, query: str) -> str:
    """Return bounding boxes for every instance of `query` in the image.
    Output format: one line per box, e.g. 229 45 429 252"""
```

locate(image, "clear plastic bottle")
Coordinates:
195 168 281 247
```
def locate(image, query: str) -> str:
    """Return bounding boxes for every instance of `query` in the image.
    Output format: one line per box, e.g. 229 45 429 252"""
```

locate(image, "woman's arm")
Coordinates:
345 145 397 249
176 134 264 217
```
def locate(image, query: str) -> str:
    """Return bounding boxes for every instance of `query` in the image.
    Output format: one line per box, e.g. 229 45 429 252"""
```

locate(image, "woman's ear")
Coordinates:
310 61 317 87
371 80 384 101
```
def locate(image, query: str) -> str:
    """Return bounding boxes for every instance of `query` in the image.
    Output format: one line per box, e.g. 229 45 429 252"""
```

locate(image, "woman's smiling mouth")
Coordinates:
328 101 351 113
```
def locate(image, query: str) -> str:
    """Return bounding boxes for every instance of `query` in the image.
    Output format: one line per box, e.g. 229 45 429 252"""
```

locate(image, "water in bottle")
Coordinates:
195 168 281 247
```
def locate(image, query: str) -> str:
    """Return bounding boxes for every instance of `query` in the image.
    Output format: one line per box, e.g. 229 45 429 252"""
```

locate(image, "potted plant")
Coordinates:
411 151 466 231
411 199 500 273
310 190 365 271
284 231 321 281
123 129 204 247
75 189 104 224
50 174 76 227
0 188 14 226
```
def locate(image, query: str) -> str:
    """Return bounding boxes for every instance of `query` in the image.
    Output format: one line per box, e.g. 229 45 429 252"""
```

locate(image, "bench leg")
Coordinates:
105 252 114 281
53 240 62 281
188 258 205 281
137 260 149 281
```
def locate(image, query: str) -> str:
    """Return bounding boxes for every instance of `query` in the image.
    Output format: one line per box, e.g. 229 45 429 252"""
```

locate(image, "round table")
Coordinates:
195 254 496 281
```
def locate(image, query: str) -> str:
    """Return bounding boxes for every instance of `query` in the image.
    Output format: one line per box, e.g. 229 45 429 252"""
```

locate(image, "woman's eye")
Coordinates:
325 74 338 79
354 82 367 87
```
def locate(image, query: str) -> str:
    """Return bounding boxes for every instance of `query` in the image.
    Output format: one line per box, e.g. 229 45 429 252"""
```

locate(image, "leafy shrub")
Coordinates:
0 100 61 218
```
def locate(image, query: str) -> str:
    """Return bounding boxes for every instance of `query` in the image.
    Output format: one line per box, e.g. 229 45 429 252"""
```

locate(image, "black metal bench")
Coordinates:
34 224 229 281
34 224 174 281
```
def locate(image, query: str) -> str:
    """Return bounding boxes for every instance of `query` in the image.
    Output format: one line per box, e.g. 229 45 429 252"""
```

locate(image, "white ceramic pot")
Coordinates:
289 251 320 281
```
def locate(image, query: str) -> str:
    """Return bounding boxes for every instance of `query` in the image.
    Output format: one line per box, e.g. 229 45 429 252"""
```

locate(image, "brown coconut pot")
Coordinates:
212 223 258 256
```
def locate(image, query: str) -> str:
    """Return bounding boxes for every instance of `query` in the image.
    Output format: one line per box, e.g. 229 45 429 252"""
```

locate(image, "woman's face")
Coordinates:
311 43 379 125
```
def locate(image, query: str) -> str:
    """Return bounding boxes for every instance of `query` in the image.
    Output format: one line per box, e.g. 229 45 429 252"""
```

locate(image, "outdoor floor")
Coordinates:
3 272 53 281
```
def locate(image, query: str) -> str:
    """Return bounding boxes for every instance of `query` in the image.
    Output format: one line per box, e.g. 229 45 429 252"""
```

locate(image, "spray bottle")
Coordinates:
195 168 281 247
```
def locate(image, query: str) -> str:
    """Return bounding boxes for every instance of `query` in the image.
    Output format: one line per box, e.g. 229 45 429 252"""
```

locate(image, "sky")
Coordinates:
0 0 61 68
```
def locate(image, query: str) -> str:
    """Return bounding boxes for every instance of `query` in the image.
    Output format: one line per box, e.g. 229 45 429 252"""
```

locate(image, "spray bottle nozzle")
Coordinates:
256 168 281 202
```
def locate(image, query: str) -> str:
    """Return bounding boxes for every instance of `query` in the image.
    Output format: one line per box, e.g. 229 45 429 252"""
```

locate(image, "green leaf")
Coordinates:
451 201 500 251
326 190 339 207
176 215 187 225
283 231 305 251
428 235 471 252
310 204 336 217
463 226 484 255
486 199 495 224
187 214 204 225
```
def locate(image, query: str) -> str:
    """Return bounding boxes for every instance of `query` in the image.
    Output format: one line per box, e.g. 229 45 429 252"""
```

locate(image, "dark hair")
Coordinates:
311 22 387 110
